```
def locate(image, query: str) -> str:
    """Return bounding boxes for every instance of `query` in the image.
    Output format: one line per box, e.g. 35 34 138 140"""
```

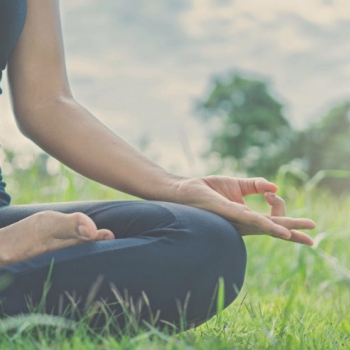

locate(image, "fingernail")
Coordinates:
282 231 291 239
267 192 276 198
278 228 291 239
283 234 291 240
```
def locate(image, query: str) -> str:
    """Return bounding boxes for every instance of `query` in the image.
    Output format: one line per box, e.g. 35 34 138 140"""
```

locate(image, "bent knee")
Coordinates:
190 212 247 300
162 202 246 264
147 201 247 290
158 202 247 298
166 205 247 326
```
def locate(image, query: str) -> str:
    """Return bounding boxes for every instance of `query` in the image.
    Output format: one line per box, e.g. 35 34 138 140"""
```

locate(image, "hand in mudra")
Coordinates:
174 176 315 246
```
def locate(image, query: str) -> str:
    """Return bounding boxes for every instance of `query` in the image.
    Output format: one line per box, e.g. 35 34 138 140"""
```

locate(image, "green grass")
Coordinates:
1 164 350 349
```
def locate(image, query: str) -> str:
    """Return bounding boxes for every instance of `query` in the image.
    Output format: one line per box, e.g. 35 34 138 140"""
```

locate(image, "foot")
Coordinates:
0 211 114 266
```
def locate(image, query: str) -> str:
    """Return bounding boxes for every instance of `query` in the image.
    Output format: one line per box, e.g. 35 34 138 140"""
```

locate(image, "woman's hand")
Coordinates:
173 176 315 246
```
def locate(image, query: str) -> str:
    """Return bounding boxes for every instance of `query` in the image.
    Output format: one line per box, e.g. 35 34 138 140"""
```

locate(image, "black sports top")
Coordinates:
0 0 27 205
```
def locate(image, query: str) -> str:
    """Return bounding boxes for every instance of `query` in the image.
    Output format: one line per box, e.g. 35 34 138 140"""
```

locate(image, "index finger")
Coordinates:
264 192 286 216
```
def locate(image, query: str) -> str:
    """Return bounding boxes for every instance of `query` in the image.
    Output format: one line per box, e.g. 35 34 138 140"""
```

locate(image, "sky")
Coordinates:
1 0 349 175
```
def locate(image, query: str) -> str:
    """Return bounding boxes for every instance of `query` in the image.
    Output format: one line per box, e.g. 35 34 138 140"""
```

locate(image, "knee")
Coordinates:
160 202 247 286
187 209 247 303
159 202 247 322
211 223 247 312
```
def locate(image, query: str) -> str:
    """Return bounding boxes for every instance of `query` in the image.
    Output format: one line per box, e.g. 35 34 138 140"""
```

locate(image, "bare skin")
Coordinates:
0 177 313 267
0 211 114 266
0 1 316 268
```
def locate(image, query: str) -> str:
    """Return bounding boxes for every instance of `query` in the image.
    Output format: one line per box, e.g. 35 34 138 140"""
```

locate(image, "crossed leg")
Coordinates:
0 200 247 331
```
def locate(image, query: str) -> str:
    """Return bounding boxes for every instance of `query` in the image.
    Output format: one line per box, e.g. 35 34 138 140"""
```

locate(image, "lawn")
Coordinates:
0 165 349 349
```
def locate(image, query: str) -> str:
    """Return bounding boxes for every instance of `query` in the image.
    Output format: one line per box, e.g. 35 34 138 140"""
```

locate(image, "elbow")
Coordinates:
13 106 35 139
12 99 43 141
13 94 75 141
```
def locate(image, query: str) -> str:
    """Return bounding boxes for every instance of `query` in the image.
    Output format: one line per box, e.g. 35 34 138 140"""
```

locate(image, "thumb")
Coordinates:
239 177 278 196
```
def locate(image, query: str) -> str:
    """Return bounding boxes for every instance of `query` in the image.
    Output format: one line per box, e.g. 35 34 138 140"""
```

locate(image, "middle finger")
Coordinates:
267 216 316 230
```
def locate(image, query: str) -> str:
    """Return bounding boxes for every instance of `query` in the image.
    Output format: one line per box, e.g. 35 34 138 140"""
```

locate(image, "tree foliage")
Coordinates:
291 102 350 193
198 74 292 177
198 72 350 193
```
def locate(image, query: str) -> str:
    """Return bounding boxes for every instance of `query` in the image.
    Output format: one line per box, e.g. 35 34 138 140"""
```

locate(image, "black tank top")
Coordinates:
0 0 27 205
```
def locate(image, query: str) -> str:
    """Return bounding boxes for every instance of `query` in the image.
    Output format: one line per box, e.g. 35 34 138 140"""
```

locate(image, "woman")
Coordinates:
0 0 315 331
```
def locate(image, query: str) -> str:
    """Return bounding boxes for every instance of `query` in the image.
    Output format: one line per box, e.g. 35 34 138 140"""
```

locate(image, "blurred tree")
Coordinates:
197 72 350 194
198 73 293 177
291 102 350 194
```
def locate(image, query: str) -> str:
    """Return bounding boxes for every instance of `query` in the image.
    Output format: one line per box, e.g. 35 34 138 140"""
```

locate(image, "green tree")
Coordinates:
198 73 293 177
291 101 350 194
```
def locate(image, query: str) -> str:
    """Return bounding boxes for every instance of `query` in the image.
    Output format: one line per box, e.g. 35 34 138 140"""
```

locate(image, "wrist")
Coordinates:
150 172 188 203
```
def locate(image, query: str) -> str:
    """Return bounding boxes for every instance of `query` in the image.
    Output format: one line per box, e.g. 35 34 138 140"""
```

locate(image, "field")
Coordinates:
0 164 349 349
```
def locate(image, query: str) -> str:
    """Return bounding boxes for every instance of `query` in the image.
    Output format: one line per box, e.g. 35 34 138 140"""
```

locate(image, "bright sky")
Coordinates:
1 0 349 175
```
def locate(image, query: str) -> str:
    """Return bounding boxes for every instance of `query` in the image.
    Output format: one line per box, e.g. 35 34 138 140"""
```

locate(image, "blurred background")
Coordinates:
1 0 350 196
0 2 349 347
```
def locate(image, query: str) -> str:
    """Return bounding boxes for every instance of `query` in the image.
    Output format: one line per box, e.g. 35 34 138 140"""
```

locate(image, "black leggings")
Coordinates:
0 200 246 331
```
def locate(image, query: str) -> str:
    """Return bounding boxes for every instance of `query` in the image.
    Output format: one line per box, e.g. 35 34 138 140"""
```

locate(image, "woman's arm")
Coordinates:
7 0 180 201
7 0 315 244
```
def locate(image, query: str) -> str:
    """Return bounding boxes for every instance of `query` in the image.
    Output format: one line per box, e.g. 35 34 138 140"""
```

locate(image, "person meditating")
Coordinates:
0 0 315 331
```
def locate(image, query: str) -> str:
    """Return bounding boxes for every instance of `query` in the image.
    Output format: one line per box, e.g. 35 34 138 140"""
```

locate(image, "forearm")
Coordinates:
16 96 184 201
7 0 184 201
